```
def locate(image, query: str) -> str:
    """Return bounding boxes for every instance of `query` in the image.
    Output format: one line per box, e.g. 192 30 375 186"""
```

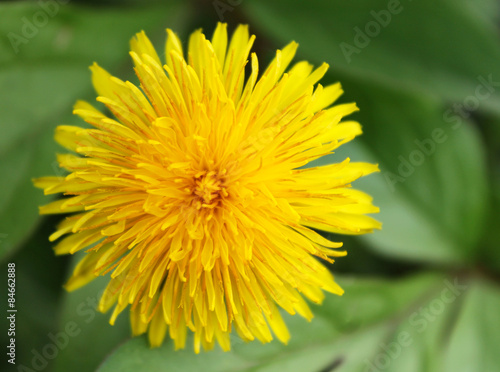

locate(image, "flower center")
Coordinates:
193 170 226 209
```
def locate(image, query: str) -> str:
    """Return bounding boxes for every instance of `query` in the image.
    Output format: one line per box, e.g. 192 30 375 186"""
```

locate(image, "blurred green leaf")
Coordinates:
353 276 500 372
244 0 490 264
244 0 500 116
479 180 500 273
328 78 488 264
96 273 441 372
51 254 130 372
0 0 189 259
476 113 500 273
443 279 500 372
0 216 68 369
362 277 500 372
458 0 500 30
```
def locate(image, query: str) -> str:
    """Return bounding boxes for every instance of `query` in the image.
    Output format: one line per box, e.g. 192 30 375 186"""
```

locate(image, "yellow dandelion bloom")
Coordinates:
34 23 380 352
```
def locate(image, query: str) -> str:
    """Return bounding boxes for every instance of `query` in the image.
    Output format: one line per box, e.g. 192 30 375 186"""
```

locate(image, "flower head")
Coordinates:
34 23 380 352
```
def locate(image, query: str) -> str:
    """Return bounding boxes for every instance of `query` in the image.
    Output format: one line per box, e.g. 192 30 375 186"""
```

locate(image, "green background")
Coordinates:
1 0 499 371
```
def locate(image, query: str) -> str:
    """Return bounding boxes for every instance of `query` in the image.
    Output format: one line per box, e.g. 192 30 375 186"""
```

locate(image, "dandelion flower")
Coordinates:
34 23 380 352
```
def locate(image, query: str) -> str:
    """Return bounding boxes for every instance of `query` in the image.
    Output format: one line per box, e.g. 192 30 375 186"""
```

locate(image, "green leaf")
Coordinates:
443 279 500 372
0 0 189 259
92 272 499 372
327 77 488 264
50 254 131 372
96 273 442 372
458 0 500 30
0 216 68 368
242 0 490 263
477 113 500 273
361 277 500 372
244 0 500 116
